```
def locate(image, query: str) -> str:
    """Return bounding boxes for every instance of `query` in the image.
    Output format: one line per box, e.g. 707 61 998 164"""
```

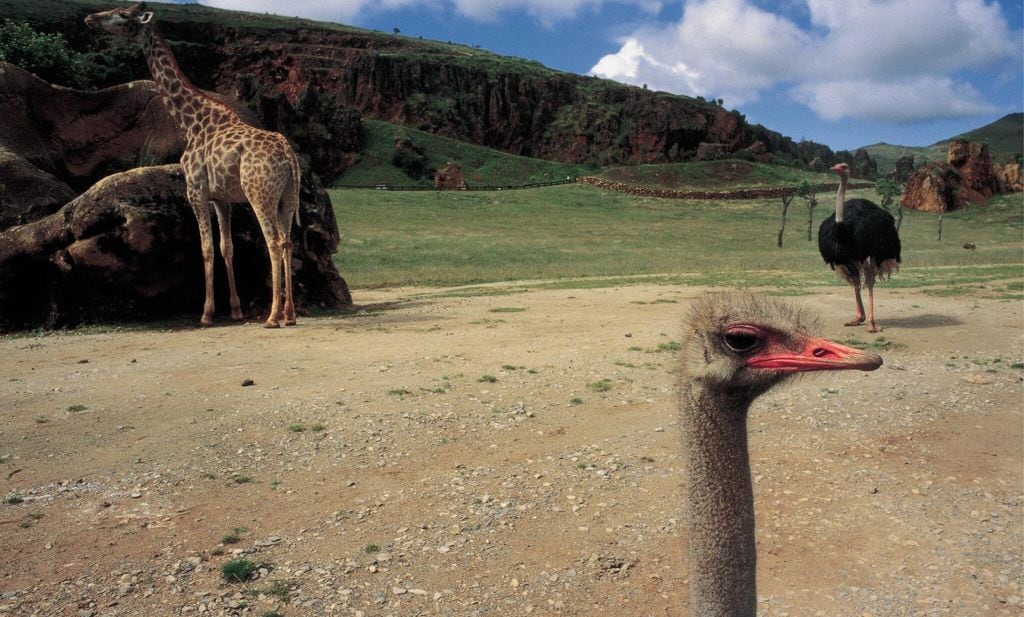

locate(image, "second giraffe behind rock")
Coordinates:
85 2 301 328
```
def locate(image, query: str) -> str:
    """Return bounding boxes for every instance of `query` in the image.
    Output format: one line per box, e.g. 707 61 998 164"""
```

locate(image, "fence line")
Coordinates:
332 178 578 191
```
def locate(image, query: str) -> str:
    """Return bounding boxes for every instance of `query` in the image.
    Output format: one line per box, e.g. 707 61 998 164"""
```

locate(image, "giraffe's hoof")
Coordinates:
285 318 297 327
867 324 880 333
844 318 866 327
230 310 244 321
263 320 281 329
199 316 214 327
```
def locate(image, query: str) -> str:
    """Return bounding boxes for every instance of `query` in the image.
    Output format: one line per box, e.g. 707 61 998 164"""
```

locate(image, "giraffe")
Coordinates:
85 3 300 328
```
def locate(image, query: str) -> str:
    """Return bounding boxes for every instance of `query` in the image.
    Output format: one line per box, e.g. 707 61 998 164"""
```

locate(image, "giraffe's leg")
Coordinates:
187 189 217 327
282 237 296 326
213 201 243 321
265 234 285 329
248 205 284 329
280 188 298 326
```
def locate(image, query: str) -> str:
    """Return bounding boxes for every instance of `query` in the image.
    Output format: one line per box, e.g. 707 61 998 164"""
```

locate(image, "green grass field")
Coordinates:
330 183 1023 295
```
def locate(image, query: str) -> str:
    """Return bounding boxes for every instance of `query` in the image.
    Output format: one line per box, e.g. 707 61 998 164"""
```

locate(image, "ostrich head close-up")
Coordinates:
832 161 850 177
682 293 882 402
681 292 883 617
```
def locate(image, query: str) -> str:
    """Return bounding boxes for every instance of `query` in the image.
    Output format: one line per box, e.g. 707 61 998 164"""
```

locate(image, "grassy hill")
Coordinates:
864 113 1023 175
336 120 590 188
956 113 1023 162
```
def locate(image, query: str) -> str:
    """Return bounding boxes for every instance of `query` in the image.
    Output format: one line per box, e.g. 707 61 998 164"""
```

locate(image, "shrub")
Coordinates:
0 20 83 87
221 558 257 583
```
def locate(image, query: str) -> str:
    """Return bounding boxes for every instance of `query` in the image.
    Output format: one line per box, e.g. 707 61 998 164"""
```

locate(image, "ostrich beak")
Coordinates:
746 337 883 373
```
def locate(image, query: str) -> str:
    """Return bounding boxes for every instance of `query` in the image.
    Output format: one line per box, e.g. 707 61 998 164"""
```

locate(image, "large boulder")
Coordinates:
0 146 77 228
900 140 1013 212
947 139 995 202
995 162 1023 193
836 148 878 180
696 142 728 161
0 165 350 331
889 155 915 183
0 62 182 193
900 163 965 213
434 162 467 190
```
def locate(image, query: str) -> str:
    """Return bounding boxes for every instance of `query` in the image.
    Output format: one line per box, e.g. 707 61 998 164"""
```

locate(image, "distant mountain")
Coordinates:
953 113 1023 161
862 113 1022 177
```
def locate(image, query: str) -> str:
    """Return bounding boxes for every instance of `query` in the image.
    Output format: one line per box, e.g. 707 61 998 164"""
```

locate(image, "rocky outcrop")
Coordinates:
889 155 915 183
994 162 1023 192
900 163 965 213
947 139 996 202
743 140 769 162
434 162 466 190
696 142 729 161
0 146 77 229
0 62 182 192
0 165 350 331
901 139 1015 213
835 148 878 180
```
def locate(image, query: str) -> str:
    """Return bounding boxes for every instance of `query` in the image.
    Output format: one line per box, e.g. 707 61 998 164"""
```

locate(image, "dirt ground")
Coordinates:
0 282 1021 617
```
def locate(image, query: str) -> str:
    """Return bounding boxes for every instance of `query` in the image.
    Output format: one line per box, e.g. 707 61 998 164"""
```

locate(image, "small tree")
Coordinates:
796 180 818 242
0 20 83 87
875 178 905 232
776 192 794 248
875 178 899 212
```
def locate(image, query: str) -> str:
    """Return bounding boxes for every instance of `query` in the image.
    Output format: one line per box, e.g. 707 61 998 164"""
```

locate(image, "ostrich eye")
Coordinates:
723 330 761 353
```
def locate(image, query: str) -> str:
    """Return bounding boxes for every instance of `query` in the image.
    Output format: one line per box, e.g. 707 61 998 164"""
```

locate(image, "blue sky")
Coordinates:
175 0 1022 152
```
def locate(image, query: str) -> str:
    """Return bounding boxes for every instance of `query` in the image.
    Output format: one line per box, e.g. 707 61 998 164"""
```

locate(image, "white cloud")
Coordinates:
451 0 662 24
792 77 997 122
590 0 1020 122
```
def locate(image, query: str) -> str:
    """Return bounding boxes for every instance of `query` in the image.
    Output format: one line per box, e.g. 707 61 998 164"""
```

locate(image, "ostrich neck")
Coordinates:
835 174 847 223
681 382 757 617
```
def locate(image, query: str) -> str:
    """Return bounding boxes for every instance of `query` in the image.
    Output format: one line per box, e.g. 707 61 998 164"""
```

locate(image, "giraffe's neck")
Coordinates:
139 23 235 143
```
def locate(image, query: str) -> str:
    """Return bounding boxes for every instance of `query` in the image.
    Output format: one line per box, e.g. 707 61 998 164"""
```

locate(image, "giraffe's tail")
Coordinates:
288 148 302 228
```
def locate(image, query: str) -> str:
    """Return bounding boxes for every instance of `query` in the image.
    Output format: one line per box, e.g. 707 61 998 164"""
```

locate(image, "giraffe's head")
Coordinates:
84 3 152 38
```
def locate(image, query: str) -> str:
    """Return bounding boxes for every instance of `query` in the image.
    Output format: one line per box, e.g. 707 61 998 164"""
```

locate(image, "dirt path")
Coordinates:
1 283 1021 616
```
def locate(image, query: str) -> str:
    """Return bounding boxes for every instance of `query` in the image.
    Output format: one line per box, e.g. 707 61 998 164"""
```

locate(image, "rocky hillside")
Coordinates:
862 113 1023 177
6 0 860 176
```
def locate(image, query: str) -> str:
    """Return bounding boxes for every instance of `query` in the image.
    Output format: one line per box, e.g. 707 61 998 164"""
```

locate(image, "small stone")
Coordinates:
241 379 255 387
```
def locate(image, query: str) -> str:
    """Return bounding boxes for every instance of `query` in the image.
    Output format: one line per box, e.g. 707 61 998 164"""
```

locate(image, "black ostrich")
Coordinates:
818 162 901 332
